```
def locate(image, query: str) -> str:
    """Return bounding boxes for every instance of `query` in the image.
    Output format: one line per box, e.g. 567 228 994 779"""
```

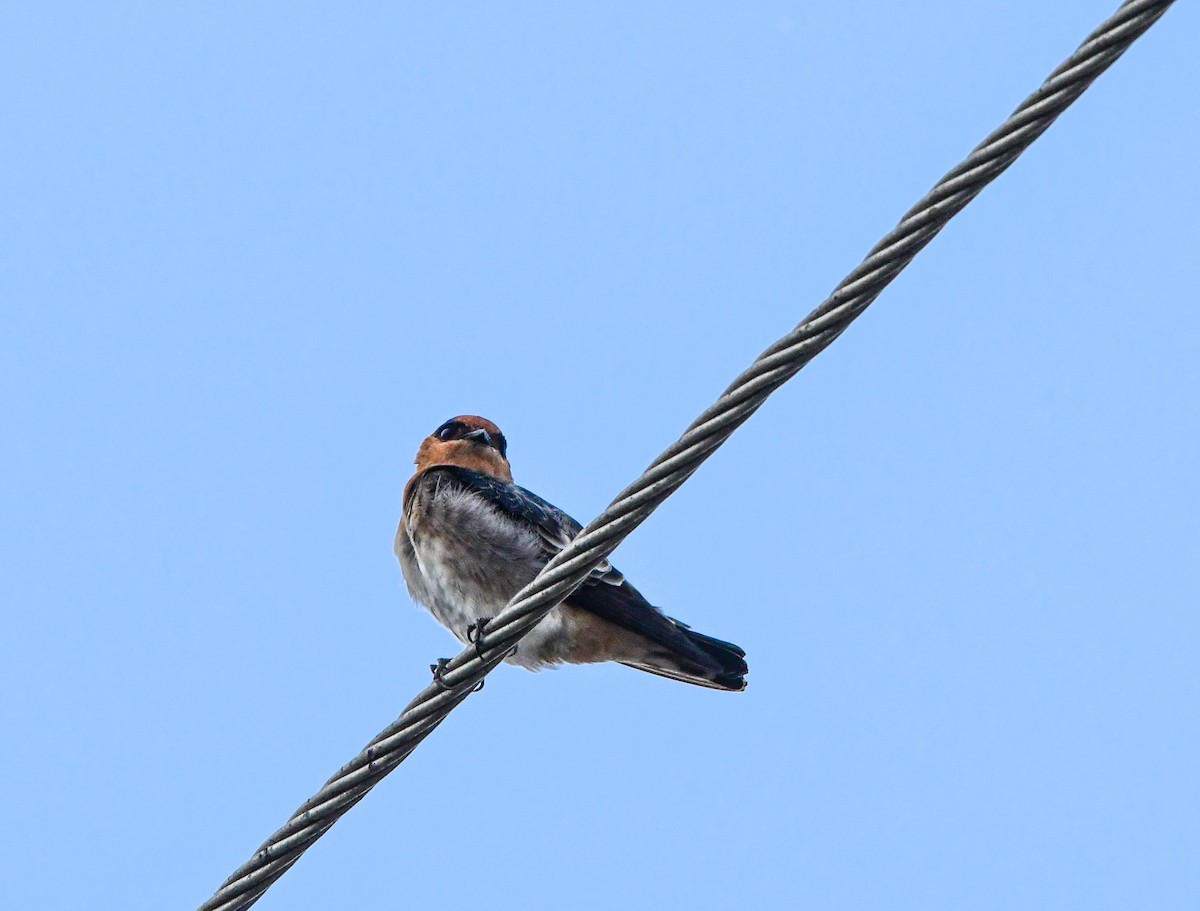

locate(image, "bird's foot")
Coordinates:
430 656 487 693
466 617 493 660
429 657 453 690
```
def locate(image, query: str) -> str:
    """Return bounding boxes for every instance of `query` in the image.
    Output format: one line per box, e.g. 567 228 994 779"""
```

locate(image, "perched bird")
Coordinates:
396 415 748 691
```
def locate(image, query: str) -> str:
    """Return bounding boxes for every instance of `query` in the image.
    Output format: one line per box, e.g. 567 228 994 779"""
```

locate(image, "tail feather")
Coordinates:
618 660 746 691
621 621 748 692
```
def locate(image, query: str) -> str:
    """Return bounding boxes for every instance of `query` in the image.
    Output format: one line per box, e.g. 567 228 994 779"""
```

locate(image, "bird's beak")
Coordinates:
463 428 494 448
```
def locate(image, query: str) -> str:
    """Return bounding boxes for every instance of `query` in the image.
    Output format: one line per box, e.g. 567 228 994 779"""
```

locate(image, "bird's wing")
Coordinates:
428 466 722 661
428 466 624 586
417 466 743 686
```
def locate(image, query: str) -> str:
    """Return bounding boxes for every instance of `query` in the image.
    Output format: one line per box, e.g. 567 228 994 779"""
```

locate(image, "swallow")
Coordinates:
395 415 748 691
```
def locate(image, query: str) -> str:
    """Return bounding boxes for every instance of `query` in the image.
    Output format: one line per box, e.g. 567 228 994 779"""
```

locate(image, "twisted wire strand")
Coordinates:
198 2 1175 908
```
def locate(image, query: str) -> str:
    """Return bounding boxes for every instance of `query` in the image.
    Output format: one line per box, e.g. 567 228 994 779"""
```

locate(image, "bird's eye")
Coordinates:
436 422 460 441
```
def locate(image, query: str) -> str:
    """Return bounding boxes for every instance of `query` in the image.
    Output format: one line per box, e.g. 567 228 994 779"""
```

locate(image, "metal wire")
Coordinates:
197 2 1176 908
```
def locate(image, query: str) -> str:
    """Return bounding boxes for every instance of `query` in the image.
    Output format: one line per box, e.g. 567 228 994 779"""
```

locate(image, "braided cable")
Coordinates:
198 2 1176 908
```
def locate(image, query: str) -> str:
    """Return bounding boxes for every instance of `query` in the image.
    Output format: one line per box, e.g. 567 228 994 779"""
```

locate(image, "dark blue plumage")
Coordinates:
397 416 748 691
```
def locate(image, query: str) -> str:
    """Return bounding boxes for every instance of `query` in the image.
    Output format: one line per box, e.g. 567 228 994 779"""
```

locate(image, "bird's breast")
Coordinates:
396 479 569 664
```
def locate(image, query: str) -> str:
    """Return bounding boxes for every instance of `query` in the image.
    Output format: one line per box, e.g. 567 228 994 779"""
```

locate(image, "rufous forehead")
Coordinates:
442 415 504 437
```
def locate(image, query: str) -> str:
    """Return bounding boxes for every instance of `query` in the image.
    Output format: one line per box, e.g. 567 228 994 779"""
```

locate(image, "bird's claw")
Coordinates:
430 657 453 690
431 657 487 693
467 618 520 663
457 619 517 693
466 617 493 660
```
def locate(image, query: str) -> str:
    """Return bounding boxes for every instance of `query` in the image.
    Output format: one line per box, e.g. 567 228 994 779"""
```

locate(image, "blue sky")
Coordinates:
2 3 1197 909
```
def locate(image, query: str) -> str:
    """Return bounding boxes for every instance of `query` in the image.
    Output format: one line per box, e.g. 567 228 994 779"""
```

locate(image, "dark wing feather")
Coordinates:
426 466 713 658
428 466 623 586
563 570 718 660
415 466 746 688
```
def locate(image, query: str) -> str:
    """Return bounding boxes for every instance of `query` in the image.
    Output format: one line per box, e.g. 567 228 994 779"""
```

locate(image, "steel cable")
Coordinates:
198 2 1176 908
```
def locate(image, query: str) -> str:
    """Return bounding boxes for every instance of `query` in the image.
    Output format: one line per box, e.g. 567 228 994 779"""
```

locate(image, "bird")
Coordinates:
395 415 748 691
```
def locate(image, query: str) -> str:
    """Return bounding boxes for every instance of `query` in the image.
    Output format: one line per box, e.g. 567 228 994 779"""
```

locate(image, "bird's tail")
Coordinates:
620 622 748 692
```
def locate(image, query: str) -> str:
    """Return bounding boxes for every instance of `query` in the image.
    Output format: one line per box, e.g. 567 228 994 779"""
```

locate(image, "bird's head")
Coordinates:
414 415 512 482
